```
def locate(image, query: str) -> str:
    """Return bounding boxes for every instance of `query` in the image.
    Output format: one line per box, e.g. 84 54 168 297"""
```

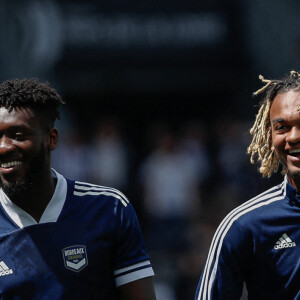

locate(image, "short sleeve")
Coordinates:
113 201 154 286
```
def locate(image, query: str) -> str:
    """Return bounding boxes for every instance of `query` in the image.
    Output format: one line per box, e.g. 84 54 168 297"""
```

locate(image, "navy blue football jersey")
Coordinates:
0 170 154 299
195 177 300 300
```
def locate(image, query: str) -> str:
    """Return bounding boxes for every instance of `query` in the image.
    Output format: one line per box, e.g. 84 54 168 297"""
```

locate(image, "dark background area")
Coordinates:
0 0 299 299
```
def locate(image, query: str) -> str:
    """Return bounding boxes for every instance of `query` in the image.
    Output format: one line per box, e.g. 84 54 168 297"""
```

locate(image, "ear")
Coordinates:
269 126 274 151
46 128 58 151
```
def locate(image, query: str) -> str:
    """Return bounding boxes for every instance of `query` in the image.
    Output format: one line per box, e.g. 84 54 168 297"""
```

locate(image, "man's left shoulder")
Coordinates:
71 180 130 207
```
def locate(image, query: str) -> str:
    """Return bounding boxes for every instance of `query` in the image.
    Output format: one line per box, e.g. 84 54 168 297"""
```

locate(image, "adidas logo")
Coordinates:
0 261 13 276
274 233 296 250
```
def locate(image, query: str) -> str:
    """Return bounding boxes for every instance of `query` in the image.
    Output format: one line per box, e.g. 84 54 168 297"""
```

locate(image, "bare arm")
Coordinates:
117 277 157 300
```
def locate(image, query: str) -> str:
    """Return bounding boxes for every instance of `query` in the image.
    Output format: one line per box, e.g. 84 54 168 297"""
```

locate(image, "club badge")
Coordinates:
62 245 88 272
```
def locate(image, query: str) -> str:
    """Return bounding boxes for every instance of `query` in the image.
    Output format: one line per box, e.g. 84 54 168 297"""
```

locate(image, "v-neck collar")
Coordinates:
0 169 67 228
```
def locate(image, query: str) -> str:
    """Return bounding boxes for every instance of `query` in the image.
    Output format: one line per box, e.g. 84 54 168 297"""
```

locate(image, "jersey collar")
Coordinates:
0 169 67 228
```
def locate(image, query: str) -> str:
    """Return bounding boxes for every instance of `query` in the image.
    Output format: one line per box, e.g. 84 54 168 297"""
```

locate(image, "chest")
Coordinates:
0 221 116 298
248 217 300 296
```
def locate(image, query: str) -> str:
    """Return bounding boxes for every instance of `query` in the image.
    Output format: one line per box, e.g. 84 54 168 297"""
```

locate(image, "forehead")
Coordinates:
0 107 40 128
270 90 300 121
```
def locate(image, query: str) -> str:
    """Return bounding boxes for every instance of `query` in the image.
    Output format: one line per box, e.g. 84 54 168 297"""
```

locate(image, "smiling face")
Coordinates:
0 107 58 199
270 89 300 186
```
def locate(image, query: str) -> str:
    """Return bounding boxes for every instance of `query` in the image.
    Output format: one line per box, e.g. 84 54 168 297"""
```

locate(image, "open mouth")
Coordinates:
0 161 22 169
288 149 300 158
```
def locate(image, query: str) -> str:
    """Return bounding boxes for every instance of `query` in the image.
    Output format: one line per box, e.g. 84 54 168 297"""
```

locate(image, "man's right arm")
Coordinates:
117 277 156 300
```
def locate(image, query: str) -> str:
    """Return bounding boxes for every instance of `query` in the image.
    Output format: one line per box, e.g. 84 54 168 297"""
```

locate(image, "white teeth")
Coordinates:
0 161 22 168
289 149 300 154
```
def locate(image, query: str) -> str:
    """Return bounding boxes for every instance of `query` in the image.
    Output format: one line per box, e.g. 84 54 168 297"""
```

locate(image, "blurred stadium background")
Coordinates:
1 0 299 298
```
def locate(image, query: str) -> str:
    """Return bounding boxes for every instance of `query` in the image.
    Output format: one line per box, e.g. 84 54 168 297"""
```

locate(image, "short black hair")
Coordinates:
0 78 65 129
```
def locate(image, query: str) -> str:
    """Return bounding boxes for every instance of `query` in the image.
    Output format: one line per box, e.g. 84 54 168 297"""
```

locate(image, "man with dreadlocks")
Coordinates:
195 71 300 299
0 78 156 299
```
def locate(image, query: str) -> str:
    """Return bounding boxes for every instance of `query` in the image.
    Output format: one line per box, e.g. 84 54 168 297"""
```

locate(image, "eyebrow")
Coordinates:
272 118 285 125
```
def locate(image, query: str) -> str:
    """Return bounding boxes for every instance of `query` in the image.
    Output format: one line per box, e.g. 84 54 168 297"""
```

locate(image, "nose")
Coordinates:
0 136 14 154
286 127 300 144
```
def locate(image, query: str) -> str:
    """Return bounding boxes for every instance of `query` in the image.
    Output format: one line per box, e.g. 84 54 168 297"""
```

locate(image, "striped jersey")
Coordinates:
0 169 154 299
195 177 300 300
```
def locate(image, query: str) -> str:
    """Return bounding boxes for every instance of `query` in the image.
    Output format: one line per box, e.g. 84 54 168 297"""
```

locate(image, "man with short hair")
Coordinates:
0 78 156 299
195 71 300 299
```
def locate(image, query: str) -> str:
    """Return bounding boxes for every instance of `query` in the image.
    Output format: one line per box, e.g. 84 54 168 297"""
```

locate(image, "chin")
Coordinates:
288 171 300 179
0 178 30 200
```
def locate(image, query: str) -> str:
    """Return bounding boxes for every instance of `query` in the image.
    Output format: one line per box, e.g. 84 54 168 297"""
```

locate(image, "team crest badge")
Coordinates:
62 245 88 272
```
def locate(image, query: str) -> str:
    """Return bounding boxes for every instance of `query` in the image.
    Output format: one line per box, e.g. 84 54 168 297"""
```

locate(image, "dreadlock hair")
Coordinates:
0 78 65 130
247 70 300 177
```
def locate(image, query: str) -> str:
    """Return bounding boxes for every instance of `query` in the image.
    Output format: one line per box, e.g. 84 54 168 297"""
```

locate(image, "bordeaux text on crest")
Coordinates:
62 245 88 272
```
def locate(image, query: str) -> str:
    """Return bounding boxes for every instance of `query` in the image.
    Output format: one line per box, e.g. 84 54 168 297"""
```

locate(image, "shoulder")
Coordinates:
69 180 130 207
218 181 286 239
53 168 130 208
201 182 286 268
235 181 286 224
62 179 135 225
62 179 145 242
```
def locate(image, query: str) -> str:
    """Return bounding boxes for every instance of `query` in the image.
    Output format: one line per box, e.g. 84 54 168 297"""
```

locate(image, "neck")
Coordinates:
10 170 57 222
287 173 300 193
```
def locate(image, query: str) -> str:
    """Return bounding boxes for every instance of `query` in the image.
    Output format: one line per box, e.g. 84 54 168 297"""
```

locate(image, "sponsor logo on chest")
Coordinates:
62 245 88 272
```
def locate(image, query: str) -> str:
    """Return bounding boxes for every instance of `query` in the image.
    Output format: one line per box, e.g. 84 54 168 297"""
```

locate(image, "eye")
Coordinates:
274 125 289 132
13 133 27 141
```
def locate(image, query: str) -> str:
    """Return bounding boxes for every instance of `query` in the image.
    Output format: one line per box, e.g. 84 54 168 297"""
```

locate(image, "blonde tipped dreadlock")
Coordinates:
247 70 300 177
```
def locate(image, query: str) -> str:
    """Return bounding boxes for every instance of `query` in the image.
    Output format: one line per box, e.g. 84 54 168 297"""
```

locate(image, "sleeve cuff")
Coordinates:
114 260 154 286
